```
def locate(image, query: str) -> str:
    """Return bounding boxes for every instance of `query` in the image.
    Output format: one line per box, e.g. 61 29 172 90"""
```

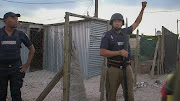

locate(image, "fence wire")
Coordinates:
5 23 179 101
6 28 64 101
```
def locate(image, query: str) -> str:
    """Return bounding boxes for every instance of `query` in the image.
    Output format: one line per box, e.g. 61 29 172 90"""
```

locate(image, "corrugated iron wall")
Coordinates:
43 25 64 72
71 21 91 79
44 20 107 79
88 21 107 78
1 18 108 79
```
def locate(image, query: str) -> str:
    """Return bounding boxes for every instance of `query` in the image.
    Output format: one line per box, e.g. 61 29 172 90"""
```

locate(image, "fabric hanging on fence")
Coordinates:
139 36 157 61
163 27 178 73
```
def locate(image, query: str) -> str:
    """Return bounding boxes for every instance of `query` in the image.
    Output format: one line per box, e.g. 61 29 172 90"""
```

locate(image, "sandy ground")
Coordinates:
6 70 167 101
84 74 167 101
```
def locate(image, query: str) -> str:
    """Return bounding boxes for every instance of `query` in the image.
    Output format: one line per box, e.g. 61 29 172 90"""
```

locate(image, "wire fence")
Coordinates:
6 27 64 101
131 27 179 75
4 20 179 101
21 70 63 101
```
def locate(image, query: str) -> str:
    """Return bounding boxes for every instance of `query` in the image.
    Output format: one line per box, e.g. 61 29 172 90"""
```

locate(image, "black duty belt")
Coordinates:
108 62 130 69
108 59 130 64
0 60 21 68
107 59 131 69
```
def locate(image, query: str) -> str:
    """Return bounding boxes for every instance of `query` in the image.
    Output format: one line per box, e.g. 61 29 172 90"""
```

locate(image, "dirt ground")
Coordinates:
84 74 167 101
6 70 167 101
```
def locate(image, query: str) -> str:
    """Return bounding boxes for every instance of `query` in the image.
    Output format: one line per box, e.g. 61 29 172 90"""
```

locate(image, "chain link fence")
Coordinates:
131 27 179 75
130 35 156 74
6 27 64 101
4 19 178 101
23 28 64 101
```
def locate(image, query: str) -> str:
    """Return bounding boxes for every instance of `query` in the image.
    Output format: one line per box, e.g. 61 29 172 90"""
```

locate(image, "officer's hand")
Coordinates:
119 49 129 57
142 1 147 9
19 63 30 73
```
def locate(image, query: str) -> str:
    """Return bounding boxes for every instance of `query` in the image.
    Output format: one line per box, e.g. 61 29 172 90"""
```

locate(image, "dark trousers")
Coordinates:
0 64 25 101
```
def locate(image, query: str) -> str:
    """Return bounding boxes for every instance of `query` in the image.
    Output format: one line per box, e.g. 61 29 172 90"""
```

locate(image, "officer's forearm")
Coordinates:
100 48 120 57
136 7 145 24
26 45 35 65
132 7 145 31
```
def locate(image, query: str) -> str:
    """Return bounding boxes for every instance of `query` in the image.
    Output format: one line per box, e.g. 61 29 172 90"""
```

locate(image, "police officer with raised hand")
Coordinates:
0 12 35 101
100 1 147 101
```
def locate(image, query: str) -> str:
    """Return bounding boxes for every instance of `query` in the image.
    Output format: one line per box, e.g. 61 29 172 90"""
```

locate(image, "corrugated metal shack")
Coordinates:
0 18 108 79
44 19 108 79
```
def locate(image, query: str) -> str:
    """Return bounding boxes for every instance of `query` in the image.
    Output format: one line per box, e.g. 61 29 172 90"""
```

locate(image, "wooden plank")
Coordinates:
66 12 107 22
176 20 179 71
160 26 165 75
36 67 64 101
100 21 110 101
151 37 160 77
100 59 105 101
157 36 161 75
134 29 139 86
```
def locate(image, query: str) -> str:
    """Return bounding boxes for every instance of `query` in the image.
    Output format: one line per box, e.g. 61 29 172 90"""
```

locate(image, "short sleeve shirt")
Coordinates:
0 26 32 63
1 27 32 47
100 26 133 61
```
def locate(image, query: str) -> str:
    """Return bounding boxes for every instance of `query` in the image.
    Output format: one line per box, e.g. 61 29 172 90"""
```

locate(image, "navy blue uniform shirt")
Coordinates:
0 26 32 64
100 26 133 61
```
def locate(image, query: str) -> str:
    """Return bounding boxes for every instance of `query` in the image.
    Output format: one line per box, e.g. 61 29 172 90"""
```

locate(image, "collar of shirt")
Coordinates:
1 26 16 37
110 28 124 36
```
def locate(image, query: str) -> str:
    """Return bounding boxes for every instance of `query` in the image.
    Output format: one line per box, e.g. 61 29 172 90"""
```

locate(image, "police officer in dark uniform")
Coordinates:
0 12 35 101
100 2 147 101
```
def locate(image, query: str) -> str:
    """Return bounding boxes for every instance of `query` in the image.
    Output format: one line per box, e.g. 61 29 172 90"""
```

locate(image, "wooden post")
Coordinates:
160 26 165 75
151 36 160 77
126 18 128 28
95 0 98 17
177 19 179 36
157 35 161 75
100 21 110 101
176 19 179 72
134 29 139 86
63 12 70 101
100 58 106 101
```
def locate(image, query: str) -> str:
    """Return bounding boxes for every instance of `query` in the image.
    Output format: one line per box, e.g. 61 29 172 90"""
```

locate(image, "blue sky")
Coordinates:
0 0 180 35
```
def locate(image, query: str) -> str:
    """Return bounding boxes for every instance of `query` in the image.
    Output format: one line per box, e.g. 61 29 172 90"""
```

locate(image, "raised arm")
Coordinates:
132 1 147 31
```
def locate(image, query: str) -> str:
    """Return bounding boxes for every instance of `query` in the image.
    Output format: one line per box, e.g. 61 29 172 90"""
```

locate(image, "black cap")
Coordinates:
3 12 21 20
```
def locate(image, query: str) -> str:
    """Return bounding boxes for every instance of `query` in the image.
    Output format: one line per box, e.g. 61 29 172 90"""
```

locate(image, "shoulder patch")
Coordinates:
101 33 107 39
111 34 114 39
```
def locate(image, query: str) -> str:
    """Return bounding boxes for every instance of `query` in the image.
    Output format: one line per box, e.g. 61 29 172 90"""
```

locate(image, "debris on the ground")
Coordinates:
154 80 161 85
136 82 149 88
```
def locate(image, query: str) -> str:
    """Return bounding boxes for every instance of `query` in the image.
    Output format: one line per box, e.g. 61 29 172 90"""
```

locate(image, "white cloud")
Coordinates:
101 0 105 2
19 5 90 24
98 4 180 35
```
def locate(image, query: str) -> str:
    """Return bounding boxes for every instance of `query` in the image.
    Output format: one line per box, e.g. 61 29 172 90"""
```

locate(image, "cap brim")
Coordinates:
9 14 21 17
15 14 21 17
